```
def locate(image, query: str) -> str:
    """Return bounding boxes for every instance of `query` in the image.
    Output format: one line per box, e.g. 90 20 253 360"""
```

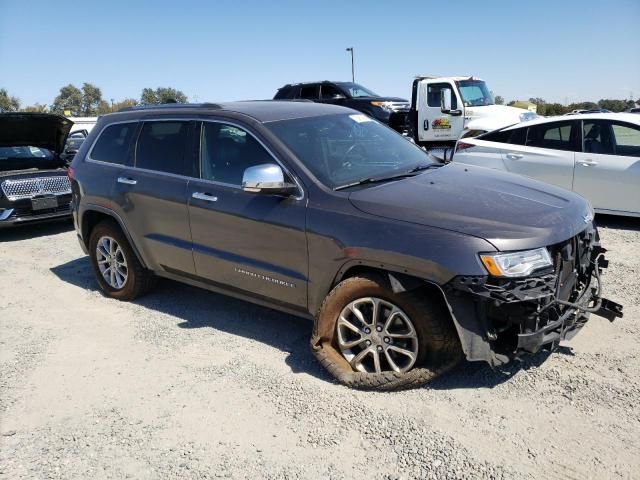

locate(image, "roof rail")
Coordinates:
118 102 222 113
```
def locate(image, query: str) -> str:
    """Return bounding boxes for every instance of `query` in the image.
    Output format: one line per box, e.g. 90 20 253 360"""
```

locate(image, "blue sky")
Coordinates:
1 0 639 106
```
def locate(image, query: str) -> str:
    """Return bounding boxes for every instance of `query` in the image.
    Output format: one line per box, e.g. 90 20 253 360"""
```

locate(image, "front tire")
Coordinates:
311 274 461 390
88 220 155 301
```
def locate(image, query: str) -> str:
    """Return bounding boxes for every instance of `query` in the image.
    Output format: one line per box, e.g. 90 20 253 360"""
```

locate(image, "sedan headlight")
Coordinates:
480 247 552 277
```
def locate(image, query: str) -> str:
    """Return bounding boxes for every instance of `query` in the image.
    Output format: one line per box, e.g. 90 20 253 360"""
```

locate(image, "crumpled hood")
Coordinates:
465 104 536 132
0 113 73 154
348 163 593 252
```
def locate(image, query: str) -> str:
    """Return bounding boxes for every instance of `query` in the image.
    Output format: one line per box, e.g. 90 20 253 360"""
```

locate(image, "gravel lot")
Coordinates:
1 216 639 479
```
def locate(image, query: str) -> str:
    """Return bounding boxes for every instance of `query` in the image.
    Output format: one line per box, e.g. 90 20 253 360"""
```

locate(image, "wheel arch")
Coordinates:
81 205 147 268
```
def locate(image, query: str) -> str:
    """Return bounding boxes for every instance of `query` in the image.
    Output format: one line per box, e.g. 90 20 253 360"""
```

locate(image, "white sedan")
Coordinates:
453 113 640 217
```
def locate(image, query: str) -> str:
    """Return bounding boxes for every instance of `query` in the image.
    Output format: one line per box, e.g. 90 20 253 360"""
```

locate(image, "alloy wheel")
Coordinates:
95 236 128 289
336 297 419 373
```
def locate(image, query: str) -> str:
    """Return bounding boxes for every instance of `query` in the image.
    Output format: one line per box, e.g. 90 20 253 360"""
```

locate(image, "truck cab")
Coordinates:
409 76 537 154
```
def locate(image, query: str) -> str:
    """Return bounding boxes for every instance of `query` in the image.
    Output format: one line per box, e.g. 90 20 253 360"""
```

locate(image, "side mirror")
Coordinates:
440 88 463 116
440 88 452 112
242 163 297 196
332 93 347 100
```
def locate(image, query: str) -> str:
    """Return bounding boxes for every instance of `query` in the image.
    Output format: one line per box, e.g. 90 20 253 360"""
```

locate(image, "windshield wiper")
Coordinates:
334 164 440 191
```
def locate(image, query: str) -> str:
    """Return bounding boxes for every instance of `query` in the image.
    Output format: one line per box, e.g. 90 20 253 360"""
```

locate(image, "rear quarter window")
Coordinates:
526 121 577 151
480 126 526 145
90 123 137 164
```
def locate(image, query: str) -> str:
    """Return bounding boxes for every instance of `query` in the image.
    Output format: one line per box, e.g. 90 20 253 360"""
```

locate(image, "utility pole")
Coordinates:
345 47 355 82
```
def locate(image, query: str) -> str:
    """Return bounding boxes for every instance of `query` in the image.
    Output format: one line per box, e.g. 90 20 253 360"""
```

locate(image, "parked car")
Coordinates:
274 81 409 132
625 107 640 114
61 129 89 163
453 113 640 217
0 113 73 227
70 102 622 390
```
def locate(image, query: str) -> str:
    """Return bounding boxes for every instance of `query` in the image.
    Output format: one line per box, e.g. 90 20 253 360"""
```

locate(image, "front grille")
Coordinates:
387 102 410 112
1 176 71 200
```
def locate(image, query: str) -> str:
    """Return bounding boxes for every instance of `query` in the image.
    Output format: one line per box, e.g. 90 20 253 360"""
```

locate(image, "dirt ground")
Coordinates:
1 216 639 479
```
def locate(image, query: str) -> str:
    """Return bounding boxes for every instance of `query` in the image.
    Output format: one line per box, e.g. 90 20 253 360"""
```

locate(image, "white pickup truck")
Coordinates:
407 76 537 157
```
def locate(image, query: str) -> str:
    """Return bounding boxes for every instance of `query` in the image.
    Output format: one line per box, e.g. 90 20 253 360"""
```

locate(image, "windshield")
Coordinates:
335 82 379 98
456 80 494 107
268 113 434 189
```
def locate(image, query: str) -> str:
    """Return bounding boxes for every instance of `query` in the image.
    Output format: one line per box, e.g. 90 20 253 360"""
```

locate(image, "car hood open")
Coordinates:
0 113 73 155
348 163 593 252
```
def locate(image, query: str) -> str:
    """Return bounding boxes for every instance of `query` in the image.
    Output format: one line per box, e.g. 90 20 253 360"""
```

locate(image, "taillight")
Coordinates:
67 166 75 180
455 142 474 152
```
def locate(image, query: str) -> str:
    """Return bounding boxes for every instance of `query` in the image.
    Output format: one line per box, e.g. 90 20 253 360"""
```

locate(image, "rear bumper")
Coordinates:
443 223 623 366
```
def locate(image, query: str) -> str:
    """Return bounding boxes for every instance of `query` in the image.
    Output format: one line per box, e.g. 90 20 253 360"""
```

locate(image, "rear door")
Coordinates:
500 120 578 190
299 84 320 101
574 119 640 214
112 119 196 274
187 120 308 309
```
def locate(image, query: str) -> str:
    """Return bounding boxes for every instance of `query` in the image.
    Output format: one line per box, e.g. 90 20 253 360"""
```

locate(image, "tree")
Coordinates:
597 99 629 112
51 84 83 115
494 95 504 105
567 101 598 112
80 83 106 116
0 88 20 112
544 103 568 116
140 87 187 105
22 103 48 113
111 98 138 112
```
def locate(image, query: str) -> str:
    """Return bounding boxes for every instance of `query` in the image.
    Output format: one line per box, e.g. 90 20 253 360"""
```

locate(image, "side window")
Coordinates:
90 123 137 164
135 121 191 175
480 126 526 145
583 120 614 155
200 122 274 185
526 121 576 151
320 84 343 99
611 122 640 157
299 85 319 100
426 83 457 109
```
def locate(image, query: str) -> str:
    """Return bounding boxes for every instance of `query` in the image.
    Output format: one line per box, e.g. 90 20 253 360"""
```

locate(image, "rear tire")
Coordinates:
311 274 462 390
88 219 155 301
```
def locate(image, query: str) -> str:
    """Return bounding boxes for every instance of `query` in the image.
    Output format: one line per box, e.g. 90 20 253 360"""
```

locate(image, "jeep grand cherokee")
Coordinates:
69 102 622 390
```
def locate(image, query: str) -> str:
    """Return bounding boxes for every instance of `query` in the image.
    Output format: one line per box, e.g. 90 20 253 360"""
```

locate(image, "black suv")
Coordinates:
70 102 622 390
274 81 409 133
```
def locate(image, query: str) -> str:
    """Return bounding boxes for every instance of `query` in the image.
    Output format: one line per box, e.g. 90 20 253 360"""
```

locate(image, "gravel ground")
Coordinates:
1 216 639 479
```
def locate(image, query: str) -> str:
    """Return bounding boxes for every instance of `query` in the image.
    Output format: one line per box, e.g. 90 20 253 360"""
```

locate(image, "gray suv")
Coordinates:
70 102 622 390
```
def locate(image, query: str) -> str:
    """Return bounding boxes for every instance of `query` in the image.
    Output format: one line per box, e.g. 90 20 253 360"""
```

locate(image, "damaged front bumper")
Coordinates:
443 224 623 366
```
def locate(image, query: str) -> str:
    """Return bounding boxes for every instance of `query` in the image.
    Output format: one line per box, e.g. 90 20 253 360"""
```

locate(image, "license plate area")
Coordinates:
31 195 59 211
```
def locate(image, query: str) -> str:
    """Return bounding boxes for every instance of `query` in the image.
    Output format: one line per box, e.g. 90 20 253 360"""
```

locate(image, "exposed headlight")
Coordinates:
480 247 552 277
519 112 538 122
371 101 393 112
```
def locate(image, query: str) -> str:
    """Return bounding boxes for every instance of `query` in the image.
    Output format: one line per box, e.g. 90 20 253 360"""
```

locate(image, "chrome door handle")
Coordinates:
579 160 598 167
192 192 218 202
117 177 137 185
506 153 524 160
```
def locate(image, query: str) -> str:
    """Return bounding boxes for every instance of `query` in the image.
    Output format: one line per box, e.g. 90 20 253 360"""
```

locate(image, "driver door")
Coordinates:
417 82 463 143
187 120 308 309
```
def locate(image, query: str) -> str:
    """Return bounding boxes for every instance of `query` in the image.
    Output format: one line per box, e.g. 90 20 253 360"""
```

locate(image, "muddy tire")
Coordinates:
88 219 156 301
311 274 462 391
